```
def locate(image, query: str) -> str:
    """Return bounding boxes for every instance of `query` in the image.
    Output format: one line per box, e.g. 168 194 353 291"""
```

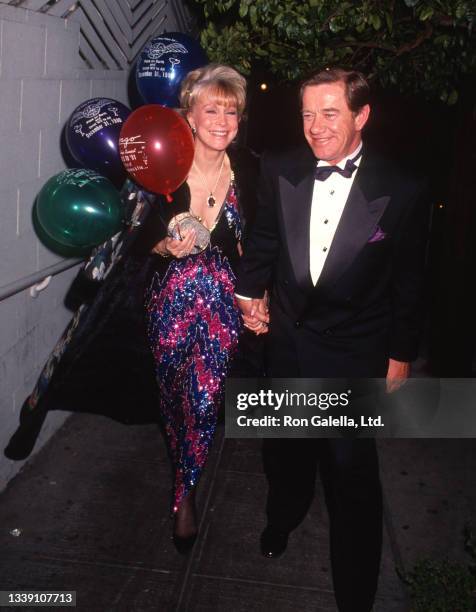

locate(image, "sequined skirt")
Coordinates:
145 247 242 511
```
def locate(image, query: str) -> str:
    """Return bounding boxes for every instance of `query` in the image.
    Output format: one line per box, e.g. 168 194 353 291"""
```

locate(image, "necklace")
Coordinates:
192 155 226 207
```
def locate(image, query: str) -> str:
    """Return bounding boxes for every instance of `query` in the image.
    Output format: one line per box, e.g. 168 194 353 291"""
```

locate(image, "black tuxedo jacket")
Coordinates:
236 145 430 377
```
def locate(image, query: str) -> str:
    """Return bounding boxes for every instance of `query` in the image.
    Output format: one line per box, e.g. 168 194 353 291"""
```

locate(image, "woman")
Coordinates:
5 64 260 553
140 64 257 550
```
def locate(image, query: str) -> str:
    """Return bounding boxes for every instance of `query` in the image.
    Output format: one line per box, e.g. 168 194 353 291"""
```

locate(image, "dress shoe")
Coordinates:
260 526 289 558
172 532 197 554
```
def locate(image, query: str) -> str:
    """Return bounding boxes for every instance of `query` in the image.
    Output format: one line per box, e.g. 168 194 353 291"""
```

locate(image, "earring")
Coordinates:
191 126 196 135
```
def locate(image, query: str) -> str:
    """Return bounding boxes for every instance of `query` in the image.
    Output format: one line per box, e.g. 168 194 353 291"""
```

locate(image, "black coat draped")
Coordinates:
5 147 260 461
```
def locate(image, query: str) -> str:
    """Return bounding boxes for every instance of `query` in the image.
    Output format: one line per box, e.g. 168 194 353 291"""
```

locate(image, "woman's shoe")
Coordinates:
173 490 197 553
172 532 197 554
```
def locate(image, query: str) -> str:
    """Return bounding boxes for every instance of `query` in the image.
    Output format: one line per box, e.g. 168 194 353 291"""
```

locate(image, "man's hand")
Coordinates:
236 296 270 335
386 358 410 393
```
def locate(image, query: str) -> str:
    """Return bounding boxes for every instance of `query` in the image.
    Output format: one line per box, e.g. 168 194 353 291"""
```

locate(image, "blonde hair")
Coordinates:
180 64 247 116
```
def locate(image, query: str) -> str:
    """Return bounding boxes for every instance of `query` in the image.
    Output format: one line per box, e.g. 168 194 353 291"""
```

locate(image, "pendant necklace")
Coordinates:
192 155 226 207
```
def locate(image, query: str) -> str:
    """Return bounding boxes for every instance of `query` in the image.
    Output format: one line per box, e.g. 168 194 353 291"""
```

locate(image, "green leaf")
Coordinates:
370 13 381 30
447 90 458 105
456 2 467 19
341 46 353 56
239 2 248 18
385 12 393 33
420 7 434 21
249 4 257 27
255 47 267 56
434 34 449 46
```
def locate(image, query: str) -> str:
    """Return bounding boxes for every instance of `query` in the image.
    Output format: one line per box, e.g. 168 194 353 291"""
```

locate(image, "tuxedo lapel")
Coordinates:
274 146 316 291
315 153 390 293
279 172 315 291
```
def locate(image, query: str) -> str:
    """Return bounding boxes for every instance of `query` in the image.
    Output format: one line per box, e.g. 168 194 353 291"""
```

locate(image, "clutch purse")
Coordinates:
167 212 211 255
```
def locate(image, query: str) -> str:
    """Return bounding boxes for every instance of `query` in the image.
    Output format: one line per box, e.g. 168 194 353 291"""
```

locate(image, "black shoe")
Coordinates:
4 398 47 461
173 532 197 554
260 526 289 558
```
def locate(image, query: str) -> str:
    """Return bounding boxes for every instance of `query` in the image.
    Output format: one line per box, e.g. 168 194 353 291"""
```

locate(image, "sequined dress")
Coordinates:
145 182 243 512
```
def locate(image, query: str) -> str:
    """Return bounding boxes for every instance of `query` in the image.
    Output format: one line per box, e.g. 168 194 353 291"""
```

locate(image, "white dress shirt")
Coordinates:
310 142 362 285
236 142 363 299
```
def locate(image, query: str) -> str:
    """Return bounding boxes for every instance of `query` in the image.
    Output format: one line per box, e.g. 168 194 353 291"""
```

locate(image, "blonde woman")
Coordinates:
6 64 260 555
143 64 259 551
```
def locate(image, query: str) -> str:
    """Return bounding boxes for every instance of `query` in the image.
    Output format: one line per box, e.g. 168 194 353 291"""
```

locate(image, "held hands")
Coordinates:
237 294 270 335
152 229 196 259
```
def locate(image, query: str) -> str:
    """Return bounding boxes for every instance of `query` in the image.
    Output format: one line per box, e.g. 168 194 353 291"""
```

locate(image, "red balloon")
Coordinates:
119 104 194 195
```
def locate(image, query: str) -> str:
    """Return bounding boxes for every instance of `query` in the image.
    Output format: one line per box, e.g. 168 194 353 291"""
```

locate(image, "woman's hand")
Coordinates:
237 296 270 335
152 229 196 258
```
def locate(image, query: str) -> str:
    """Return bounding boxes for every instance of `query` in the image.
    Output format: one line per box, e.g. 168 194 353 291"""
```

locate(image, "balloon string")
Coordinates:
156 194 183 241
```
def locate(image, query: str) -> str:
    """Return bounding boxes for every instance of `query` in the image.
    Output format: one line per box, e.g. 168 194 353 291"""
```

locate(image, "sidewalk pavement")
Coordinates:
1 413 475 611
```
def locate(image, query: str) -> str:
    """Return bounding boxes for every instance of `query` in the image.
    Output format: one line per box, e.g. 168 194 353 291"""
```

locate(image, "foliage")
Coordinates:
193 0 475 103
397 526 476 611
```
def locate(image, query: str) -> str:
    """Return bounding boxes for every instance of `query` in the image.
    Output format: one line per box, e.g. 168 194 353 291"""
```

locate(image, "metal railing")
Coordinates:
0 259 81 303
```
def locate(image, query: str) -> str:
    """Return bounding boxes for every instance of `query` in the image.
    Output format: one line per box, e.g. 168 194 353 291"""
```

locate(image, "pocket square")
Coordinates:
368 226 386 243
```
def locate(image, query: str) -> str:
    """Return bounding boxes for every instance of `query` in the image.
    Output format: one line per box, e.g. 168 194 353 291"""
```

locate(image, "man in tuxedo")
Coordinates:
236 68 429 611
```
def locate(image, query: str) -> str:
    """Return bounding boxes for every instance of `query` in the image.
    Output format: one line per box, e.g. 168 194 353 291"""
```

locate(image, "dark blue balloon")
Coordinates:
135 32 207 107
65 98 131 183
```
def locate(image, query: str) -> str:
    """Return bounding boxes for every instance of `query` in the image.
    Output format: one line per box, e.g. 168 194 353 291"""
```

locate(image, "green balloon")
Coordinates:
36 169 124 249
32 202 91 258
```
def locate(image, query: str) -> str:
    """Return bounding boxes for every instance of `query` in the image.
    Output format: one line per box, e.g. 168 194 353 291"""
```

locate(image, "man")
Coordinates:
236 68 429 611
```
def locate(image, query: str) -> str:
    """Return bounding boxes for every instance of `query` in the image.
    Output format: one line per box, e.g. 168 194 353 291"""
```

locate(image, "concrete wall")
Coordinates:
0 5 130 491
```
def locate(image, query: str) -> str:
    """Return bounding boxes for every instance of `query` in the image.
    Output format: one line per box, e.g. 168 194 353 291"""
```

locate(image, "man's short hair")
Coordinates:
300 67 370 113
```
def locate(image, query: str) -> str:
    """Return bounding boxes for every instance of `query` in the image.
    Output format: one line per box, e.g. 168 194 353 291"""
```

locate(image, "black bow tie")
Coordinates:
314 150 362 181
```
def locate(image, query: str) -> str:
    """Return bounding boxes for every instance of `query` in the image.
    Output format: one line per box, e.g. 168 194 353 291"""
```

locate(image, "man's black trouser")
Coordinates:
263 437 382 612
